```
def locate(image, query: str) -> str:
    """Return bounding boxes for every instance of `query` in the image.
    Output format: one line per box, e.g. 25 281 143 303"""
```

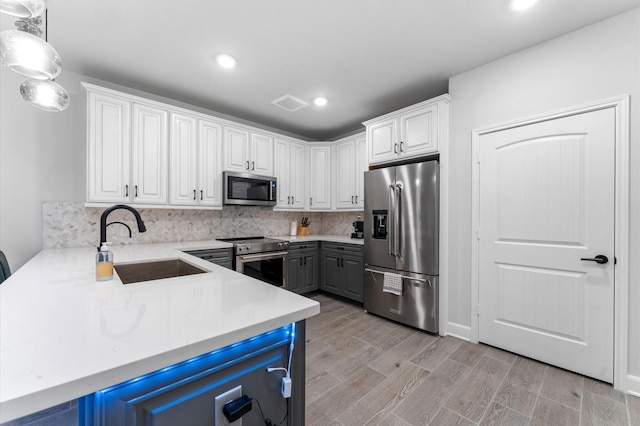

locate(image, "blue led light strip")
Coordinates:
97 323 293 395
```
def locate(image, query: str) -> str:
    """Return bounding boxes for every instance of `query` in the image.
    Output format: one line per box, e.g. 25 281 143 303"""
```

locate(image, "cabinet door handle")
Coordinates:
400 141 405 152
288 196 291 204
134 185 138 197
246 161 250 170
394 143 398 153
355 195 358 203
193 189 196 200
251 161 255 170
299 257 303 266
200 190 203 200
351 195 354 204
310 197 313 206
125 184 129 197
291 196 294 204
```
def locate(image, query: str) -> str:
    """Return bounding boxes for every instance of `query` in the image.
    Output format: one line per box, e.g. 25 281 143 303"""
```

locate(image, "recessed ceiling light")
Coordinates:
313 97 328 107
215 54 237 69
510 0 538 11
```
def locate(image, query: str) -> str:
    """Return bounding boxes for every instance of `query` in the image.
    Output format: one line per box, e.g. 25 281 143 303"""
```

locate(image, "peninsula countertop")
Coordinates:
0 240 319 423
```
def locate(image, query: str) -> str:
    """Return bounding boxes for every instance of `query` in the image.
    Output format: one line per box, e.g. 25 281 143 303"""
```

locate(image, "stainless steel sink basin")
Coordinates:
114 258 208 284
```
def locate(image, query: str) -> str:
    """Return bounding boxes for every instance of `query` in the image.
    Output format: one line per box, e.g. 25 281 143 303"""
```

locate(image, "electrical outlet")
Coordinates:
214 385 242 426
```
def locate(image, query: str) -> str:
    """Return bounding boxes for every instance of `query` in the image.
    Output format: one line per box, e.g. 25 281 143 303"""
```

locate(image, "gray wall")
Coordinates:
447 9 640 375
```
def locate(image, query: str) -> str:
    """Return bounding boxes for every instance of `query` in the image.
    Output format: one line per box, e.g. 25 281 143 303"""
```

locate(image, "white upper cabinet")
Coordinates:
309 145 332 210
223 126 274 176
334 133 366 210
274 138 306 209
354 135 366 209
169 113 222 207
223 126 250 172
198 120 223 206
335 140 356 209
363 95 450 165
274 139 291 207
86 89 131 203
86 83 168 205
131 103 168 204
169 113 198 205
289 142 306 209
251 133 274 176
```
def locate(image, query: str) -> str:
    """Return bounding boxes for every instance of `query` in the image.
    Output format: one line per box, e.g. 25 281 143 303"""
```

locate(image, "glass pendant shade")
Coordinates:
0 0 46 18
20 78 69 112
0 29 61 79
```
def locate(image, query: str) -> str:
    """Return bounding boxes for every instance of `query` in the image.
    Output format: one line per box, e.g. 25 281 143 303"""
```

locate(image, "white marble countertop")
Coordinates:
271 234 364 245
0 240 319 423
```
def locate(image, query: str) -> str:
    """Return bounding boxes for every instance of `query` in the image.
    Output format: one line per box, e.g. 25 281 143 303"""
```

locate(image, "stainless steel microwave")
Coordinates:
223 171 277 206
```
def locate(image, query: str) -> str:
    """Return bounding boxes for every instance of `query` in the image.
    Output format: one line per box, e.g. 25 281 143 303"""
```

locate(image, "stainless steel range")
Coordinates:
217 237 289 288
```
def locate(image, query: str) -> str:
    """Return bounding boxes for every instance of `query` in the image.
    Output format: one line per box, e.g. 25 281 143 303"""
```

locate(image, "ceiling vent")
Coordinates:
271 94 309 112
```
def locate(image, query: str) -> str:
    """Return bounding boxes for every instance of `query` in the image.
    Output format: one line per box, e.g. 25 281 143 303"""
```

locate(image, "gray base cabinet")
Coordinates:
320 242 364 302
79 322 307 426
287 242 318 294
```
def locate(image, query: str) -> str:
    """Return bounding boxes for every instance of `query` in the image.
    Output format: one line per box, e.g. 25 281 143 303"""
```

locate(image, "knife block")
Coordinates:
297 225 309 236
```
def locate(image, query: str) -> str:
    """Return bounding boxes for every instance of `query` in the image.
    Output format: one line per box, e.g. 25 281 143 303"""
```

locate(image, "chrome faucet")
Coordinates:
99 204 147 250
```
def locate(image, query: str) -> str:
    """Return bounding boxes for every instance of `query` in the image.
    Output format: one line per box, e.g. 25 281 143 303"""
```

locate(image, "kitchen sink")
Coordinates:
114 258 208 284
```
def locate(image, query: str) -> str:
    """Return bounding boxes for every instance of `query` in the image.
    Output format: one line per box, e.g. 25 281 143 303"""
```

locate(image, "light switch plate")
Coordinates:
214 385 242 426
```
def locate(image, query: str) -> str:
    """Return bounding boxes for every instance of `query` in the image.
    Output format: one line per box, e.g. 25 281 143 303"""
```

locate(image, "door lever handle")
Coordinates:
580 255 609 264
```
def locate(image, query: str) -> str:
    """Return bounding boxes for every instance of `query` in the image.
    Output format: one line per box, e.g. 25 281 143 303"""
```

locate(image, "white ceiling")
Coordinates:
8 0 640 140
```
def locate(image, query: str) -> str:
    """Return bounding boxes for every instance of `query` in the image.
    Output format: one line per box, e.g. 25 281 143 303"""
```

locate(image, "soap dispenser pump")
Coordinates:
96 242 113 281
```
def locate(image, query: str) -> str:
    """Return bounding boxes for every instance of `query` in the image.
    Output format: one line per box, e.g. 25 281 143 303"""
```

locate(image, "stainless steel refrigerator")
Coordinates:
363 160 439 333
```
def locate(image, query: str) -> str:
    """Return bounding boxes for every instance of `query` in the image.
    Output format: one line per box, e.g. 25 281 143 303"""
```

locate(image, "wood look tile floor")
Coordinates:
305 294 640 426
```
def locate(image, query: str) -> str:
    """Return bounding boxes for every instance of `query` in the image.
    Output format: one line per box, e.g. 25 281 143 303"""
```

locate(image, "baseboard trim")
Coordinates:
627 374 640 397
446 322 471 341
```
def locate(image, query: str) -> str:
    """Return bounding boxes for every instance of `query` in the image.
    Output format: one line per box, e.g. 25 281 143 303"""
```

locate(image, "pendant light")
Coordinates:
0 21 62 80
0 0 69 112
0 0 45 18
20 78 68 111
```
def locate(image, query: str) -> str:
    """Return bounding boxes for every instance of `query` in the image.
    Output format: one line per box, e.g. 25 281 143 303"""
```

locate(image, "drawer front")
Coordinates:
288 242 318 252
184 248 233 269
322 242 363 255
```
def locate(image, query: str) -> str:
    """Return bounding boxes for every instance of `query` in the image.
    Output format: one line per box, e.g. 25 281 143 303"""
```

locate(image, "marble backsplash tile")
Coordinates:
43 202 363 249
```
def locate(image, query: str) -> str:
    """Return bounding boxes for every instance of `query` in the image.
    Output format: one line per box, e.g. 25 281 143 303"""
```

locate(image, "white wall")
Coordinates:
448 9 640 375
0 68 86 272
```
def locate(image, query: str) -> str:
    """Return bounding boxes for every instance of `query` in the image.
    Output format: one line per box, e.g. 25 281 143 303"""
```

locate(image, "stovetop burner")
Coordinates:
217 236 289 255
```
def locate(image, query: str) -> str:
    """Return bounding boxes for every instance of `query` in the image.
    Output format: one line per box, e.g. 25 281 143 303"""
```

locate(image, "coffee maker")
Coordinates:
351 216 364 239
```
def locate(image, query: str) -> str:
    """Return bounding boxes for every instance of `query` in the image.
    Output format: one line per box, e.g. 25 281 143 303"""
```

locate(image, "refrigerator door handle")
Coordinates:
395 183 403 257
388 184 395 256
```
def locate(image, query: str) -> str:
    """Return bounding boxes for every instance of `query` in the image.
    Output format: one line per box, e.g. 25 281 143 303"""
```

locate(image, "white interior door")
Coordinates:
478 108 615 382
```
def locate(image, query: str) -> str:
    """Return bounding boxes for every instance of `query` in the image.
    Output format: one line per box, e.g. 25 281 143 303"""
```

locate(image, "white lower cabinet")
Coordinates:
334 133 366 210
308 145 332 210
169 114 223 207
275 138 306 209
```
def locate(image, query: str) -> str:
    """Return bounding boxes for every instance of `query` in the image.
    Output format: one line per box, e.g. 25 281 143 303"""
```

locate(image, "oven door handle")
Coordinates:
236 251 289 263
